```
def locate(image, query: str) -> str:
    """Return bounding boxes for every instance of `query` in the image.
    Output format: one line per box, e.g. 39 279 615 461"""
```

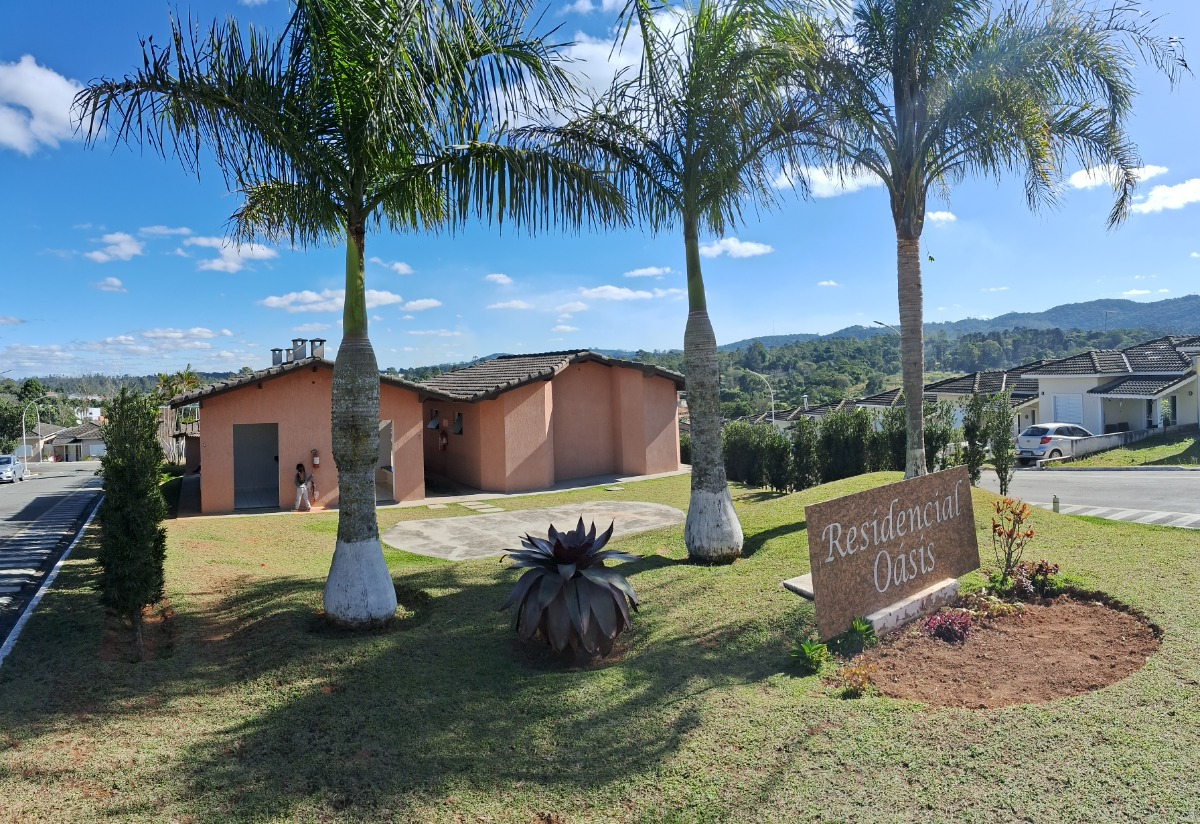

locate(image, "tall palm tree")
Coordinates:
810 0 1184 477
76 0 623 626
540 0 827 562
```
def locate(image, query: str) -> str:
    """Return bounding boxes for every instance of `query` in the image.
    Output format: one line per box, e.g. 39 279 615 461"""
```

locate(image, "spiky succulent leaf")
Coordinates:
584 521 615 557
536 571 565 613
544 591 571 651
498 568 540 612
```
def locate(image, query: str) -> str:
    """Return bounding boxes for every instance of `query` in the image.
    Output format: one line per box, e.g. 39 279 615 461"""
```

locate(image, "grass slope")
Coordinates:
1069 429 1200 468
2 473 1199 822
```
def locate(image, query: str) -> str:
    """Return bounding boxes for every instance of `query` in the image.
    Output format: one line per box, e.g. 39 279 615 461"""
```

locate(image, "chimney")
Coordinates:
292 338 307 362
284 347 293 363
802 394 809 411
310 338 326 359
271 347 284 366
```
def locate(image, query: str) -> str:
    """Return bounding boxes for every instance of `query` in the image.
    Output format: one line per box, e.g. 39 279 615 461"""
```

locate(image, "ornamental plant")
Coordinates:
923 608 973 643
991 498 1036 587
790 638 829 674
834 662 876 699
1012 560 1062 600
500 519 638 657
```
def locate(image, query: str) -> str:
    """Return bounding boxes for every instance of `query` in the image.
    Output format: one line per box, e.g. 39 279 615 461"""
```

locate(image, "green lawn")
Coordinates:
1068 429 1200 468
2 473 1199 822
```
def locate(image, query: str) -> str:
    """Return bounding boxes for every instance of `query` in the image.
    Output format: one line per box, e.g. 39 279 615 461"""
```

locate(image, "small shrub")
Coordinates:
500 519 638 657
790 638 829 674
960 591 1023 619
834 662 876 699
679 432 692 465
991 497 1036 586
1012 559 1061 600
923 608 973 643
832 616 877 656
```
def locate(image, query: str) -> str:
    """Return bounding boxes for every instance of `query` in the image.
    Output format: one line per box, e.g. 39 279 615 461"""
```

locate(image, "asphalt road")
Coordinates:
978 467 1200 515
0 462 102 543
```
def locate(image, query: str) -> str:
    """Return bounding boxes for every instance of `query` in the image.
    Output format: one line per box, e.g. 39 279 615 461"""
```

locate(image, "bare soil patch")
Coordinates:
98 600 176 663
856 595 1160 709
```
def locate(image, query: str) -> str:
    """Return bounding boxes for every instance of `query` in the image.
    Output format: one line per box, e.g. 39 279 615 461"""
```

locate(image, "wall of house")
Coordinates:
1173 384 1200 426
611 367 647 475
198 366 424 514
423 400 484 489
1100 398 1151 432
380 383 425 502
642 374 681 474
553 361 616 481
488 381 555 492
1033 377 1105 432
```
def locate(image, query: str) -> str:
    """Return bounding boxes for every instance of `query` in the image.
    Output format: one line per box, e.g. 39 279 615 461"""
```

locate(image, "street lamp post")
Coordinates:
743 369 775 423
20 402 42 463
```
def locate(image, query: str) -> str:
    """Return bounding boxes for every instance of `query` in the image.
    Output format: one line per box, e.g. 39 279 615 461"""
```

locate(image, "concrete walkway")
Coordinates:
380 500 685 561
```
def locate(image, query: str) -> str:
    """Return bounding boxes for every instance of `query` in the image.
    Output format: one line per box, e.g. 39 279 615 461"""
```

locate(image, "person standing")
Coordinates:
293 462 311 511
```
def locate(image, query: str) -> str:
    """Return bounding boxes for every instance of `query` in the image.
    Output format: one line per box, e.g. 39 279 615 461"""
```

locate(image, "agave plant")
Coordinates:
500 518 638 657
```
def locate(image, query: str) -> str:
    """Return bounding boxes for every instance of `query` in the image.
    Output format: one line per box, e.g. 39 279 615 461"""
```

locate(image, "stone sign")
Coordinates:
805 466 979 640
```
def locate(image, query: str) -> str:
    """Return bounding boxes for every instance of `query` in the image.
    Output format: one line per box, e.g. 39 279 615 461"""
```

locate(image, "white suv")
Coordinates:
0 455 25 483
1016 423 1094 466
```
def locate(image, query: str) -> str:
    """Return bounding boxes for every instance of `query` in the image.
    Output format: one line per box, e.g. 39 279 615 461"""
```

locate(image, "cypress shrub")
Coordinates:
790 416 821 491
761 426 794 493
961 393 989 485
97 388 167 662
870 406 907 472
818 407 872 483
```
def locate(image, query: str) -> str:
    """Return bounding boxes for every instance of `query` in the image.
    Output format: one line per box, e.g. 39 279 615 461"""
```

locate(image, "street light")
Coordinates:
20 401 42 464
742 369 775 423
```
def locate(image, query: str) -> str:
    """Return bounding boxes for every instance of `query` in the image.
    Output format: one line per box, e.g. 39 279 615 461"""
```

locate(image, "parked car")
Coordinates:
1016 423 1094 466
0 454 25 483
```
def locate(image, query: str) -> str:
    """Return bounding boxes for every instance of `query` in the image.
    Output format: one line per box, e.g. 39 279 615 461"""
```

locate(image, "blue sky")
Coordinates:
2 0 1199 379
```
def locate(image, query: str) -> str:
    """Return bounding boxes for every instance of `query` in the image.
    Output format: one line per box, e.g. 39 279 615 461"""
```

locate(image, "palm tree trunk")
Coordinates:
896 234 928 477
682 219 743 563
323 226 398 627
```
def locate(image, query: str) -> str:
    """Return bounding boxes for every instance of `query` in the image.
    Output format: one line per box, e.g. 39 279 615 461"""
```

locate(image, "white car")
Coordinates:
1016 423 1094 465
0 454 25 483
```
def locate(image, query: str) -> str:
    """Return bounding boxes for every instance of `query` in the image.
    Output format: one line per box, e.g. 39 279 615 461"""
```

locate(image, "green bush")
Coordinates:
679 431 692 465
97 388 167 662
870 406 907 472
923 400 957 472
961 393 989 485
761 426 793 493
790 416 821 491
818 407 873 483
722 420 760 485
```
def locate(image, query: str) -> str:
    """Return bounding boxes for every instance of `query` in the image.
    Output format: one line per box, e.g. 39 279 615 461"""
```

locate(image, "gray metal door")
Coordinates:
233 423 279 509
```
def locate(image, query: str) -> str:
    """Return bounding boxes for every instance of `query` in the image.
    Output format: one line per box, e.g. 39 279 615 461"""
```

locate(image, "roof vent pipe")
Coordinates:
271 348 284 366
310 338 326 359
292 338 307 362
284 348 293 363
802 394 809 411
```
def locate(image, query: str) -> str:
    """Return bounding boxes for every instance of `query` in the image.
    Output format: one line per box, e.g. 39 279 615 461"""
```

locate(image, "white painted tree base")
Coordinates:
685 488 744 563
323 538 398 627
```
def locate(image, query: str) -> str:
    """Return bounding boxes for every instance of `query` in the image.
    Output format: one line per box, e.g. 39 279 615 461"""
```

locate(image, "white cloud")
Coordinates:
85 232 143 263
403 298 442 311
1158 288 1170 293
653 288 686 298
562 0 622 13
94 277 127 293
368 256 414 275
1133 274 1155 280
185 236 278 273
556 301 588 313
1123 289 1151 296
927 211 957 224
139 225 192 237
1069 164 1170 190
0 316 22 325
292 322 330 334
817 280 839 287
774 165 883 198
1131 179 1200 214
699 237 773 258
259 288 403 313
1191 252 1200 259
239 0 270 5
402 314 415 320
981 286 1009 293
0 55 81 155
487 299 534 310
141 327 226 340
552 324 579 333
484 273 513 285
624 266 672 278
408 329 463 337
580 285 652 300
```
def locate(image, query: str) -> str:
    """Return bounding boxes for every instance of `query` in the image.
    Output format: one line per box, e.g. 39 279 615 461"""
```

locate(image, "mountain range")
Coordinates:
717 294 1200 351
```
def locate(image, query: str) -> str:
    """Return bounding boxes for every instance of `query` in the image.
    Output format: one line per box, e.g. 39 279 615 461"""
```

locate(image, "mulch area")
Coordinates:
853 594 1160 709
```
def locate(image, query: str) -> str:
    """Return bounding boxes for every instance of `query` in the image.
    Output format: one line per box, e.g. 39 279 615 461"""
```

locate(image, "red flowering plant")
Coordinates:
991 498 1036 588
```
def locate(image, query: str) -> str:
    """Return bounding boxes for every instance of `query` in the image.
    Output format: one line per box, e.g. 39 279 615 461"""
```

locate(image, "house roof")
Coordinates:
50 422 102 444
857 388 937 407
29 423 65 438
925 362 1043 398
1087 374 1193 399
168 357 456 409
418 350 685 402
1026 336 1193 377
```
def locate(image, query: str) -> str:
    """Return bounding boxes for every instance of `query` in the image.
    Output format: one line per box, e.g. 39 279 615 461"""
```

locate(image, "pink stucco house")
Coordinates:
171 343 682 514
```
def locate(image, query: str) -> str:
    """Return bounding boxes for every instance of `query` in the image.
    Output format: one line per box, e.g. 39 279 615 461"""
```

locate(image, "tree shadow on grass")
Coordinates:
741 520 807 559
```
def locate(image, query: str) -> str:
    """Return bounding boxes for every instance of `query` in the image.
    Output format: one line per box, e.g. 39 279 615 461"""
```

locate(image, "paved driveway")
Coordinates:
381 500 685 561
978 467 1200 528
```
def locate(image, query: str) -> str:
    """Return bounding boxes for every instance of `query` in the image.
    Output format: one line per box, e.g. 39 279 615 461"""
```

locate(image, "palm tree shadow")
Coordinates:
742 520 807 558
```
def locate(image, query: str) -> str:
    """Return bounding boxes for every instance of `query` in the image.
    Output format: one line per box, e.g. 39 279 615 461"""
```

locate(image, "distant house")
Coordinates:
50 422 106 461
1023 335 1200 433
170 342 683 514
19 422 64 461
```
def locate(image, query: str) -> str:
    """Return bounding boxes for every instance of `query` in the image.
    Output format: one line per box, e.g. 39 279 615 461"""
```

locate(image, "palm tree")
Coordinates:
809 0 1184 477
540 0 827 562
76 0 623 626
